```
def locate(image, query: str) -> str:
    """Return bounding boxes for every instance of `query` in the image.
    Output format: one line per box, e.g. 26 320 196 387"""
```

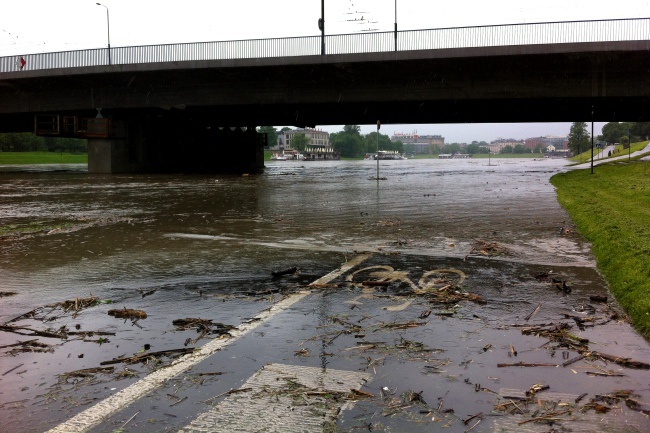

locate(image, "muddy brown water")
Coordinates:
0 158 648 432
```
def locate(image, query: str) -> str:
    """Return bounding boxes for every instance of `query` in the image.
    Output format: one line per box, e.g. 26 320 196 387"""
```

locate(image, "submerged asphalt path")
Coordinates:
42 251 650 433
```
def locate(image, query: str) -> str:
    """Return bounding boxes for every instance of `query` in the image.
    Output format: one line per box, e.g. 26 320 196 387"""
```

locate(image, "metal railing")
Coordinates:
1 18 648 73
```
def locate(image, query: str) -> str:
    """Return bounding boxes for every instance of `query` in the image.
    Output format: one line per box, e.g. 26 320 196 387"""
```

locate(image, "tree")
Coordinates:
500 145 514 154
568 122 590 155
332 125 365 157
630 122 650 141
364 131 399 153
258 126 279 148
465 143 480 154
442 143 461 154
513 144 529 154
599 122 631 144
291 133 310 151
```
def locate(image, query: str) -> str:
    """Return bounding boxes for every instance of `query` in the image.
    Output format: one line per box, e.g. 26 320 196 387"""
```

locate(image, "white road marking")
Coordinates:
47 254 370 433
178 363 371 433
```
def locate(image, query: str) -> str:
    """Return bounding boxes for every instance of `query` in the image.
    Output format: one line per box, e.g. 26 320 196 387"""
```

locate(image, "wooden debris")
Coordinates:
54 297 100 312
172 318 213 329
0 291 18 297
5 340 53 355
203 387 253 404
349 388 375 399
0 339 40 350
588 351 650 370
100 348 194 365
463 412 483 425
140 289 157 298
589 295 608 303
3 364 24 376
0 324 67 339
362 280 391 287
561 354 585 367
586 371 626 377
58 366 115 379
524 303 542 321
470 239 509 256
520 322 588 351
525 383 549 397
172 318 235 344
271 266 298 277
108 308 147 319
518 410 571 425
380 321 427 330
67 330 116 337
497 362 557 368
4 307 45 324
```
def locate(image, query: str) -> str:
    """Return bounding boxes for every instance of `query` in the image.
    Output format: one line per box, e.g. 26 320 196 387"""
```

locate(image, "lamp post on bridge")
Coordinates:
96 2 111 65
319 0 325 55
394 0 398 51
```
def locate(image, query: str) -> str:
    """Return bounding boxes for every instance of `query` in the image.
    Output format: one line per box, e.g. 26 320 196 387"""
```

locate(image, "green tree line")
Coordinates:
0 132 87 153
568 121 650 155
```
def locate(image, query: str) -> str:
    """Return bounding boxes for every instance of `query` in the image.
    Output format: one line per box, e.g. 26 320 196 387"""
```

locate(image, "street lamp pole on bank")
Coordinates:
591 106 594 174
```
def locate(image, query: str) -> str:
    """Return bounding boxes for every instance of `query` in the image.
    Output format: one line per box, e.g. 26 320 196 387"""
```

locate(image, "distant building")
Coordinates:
488 138 525 153
276 128 330 150
391 132 444 154
525 135 569 151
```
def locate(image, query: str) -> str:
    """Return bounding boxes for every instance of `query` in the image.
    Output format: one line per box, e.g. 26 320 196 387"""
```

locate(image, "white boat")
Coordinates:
270 150 304 161
270 153 288 160
374 150 406 160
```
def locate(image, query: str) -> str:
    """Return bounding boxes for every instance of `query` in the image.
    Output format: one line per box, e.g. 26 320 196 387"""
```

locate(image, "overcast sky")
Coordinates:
2 0 647 142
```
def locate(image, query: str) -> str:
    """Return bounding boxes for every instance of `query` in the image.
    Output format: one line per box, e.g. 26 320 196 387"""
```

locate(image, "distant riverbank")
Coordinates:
0 151 87 165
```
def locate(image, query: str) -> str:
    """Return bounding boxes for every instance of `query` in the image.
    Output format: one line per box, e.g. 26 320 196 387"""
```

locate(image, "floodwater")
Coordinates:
0 158 648 433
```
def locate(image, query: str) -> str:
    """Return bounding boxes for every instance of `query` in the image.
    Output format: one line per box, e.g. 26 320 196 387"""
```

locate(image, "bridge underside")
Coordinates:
1 41 649 172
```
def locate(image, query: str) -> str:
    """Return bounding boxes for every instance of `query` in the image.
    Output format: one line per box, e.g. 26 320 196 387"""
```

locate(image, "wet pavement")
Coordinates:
1 158 649 432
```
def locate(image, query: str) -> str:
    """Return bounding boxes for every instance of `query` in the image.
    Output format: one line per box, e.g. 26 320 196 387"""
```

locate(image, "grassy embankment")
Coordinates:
551 161 650 339
0 151 88 164
570 141 649 164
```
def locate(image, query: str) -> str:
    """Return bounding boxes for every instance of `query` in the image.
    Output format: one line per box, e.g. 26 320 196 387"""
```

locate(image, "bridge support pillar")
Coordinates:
87 138 132 174
87 118 265 174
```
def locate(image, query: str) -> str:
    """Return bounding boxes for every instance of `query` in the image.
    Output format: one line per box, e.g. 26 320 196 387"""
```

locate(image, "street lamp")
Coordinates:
319 0 325 55
590 107 594 174
96 3 111 65
394 0 397 51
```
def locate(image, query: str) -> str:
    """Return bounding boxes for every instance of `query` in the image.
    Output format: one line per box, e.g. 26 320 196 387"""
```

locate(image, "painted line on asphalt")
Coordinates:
47 253 371 433
178 363 372 432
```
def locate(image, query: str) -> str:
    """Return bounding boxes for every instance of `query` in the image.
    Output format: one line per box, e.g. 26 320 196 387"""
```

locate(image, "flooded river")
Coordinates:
1 158 648 432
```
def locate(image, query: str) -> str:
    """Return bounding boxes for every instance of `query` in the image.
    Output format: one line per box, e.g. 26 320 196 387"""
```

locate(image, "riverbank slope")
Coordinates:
551 161 650 339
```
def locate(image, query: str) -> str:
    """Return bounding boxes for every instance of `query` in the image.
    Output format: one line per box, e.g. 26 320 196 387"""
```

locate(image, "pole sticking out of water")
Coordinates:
376 120 380 180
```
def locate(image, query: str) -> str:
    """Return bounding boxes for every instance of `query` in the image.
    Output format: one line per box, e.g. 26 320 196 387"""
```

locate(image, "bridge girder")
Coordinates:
1 41 649 131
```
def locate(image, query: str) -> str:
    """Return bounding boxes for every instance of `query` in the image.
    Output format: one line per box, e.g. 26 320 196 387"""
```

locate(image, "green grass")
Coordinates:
570 141 649 164
551 162 650 339
0 151 88 164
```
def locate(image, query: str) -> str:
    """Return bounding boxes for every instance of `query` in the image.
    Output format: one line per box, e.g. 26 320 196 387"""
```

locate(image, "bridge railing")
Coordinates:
1 17 648 73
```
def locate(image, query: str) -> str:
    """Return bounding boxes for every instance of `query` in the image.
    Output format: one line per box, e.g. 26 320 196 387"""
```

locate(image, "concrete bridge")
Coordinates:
1 18 649 173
